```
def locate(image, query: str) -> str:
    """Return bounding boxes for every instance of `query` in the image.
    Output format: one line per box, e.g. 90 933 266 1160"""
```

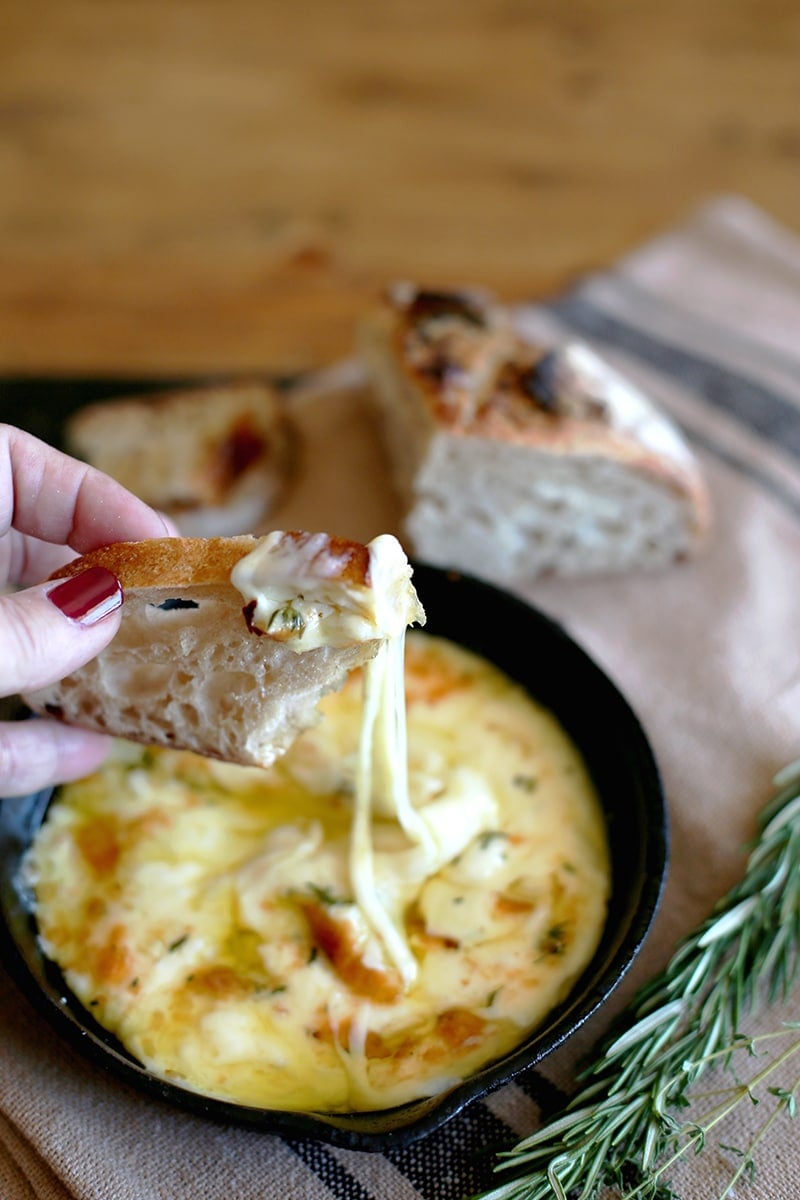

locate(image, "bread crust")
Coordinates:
48 536 259 588
384 286 704 478
47 533 372 590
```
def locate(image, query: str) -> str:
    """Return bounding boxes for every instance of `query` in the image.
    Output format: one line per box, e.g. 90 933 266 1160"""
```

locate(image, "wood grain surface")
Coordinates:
0 0 798 374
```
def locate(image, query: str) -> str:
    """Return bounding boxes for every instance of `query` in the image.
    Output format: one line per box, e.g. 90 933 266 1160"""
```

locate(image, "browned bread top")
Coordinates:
370 281 711 506
377 283 516 428
47 532 372 592
47 535 258 589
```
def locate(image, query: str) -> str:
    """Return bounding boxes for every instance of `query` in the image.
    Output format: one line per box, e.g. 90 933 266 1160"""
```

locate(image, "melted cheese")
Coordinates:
25 634 611 1113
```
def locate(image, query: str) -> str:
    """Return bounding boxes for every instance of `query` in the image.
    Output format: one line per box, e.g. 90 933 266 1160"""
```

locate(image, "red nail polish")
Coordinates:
47 566 123 626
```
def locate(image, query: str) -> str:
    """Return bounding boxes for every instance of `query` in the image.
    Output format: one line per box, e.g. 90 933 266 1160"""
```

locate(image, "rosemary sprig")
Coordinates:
472 759 800 1200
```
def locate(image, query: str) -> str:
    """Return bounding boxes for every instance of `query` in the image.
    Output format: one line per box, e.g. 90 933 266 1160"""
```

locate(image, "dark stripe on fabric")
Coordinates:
513 1067 571 1121
384 1100 514 1200
682 425 800 520
284 1138 379 1200
544 295 800 458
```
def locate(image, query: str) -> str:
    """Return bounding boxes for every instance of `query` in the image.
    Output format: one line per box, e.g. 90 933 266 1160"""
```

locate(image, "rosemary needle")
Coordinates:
471 759 800 1200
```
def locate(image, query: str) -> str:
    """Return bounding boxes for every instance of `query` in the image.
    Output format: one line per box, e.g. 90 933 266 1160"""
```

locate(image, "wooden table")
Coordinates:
1 0 798 375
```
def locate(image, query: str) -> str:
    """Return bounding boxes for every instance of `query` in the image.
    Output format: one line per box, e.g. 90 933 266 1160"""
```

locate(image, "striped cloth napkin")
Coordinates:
1 194 799 1200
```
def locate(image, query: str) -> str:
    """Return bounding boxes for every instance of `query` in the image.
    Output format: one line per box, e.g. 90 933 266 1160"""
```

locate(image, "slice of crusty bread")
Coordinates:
360 284 711 582
24 534 415 768
65 382 294 537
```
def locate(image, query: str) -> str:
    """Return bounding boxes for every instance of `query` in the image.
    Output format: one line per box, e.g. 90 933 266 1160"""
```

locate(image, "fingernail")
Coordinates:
46 566 123 626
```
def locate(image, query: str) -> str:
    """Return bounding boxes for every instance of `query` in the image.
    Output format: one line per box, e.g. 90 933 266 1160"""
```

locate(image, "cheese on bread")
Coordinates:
24 532 424 771
231 529 424 650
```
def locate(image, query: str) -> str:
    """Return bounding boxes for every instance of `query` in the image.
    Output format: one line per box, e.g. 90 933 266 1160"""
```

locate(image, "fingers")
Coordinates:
2 513 181 592
0 717 112 798
0 424 173 552
0 426 163 797
0 567 123 697
0 528 76 591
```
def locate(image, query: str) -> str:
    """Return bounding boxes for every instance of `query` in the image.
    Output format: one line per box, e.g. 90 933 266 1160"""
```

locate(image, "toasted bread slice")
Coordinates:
65 382 294 536
24 533 424 768
360 284 711 582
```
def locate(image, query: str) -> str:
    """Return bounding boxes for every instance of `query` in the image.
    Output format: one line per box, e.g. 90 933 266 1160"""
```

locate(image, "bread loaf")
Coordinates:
65 382 293 537
24 533 424 768
360 284 711 582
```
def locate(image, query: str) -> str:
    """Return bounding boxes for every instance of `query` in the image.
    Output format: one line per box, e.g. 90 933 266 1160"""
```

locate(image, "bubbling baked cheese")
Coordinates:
24 633 610 1113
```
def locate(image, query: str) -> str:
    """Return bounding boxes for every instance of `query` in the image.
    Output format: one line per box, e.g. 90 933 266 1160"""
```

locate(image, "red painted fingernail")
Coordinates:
46 566 123 626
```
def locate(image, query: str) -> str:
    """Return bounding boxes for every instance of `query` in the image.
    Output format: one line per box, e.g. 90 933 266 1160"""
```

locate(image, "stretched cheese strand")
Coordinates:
351 631 427 986
367 629 436 850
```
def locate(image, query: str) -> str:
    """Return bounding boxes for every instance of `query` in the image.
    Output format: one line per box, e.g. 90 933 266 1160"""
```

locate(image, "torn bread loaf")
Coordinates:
65 382 294 537
24 533 425 768
360 283 711 582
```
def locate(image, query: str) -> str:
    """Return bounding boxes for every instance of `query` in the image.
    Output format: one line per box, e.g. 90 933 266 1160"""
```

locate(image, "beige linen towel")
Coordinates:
1 194 798 1199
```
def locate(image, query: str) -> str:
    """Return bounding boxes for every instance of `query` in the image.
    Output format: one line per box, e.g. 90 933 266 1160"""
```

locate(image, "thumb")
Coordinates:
0 566 123 698
0 718 114 798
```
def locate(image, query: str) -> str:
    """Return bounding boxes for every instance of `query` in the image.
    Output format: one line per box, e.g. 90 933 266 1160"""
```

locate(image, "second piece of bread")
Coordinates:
65 382 294 537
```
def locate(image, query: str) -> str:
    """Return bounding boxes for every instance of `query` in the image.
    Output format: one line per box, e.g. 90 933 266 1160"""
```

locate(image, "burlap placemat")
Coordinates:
1 194 798 1199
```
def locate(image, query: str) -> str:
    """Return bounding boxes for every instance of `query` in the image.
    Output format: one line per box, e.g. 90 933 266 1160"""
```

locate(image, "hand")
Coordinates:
0 423 174 797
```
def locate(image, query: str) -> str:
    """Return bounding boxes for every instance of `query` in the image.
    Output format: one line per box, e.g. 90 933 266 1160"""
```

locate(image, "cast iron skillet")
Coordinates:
0 562 668 1151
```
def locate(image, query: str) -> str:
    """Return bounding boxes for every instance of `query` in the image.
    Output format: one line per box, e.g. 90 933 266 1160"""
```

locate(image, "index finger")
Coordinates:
0 424 172 551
